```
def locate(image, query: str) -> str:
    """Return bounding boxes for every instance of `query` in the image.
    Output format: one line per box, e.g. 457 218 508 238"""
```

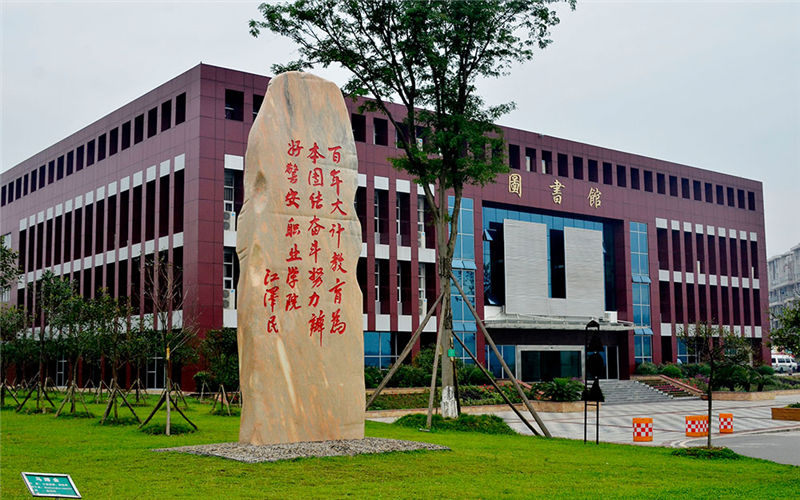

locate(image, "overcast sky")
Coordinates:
2 1 798 257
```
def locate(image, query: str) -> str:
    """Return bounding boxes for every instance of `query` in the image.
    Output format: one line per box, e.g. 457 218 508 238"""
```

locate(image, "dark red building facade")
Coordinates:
1 64 769 388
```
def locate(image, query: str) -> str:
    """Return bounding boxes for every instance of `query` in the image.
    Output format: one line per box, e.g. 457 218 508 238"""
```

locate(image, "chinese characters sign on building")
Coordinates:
508 173 522 197
544 178 603 209
237 72 364 446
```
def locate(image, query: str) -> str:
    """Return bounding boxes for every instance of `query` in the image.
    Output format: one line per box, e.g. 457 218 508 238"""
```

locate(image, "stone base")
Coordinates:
710 391 776 401
154 438 449 463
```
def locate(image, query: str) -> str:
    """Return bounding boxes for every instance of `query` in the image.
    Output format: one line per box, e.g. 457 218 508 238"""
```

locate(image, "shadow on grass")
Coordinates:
140 423 196 435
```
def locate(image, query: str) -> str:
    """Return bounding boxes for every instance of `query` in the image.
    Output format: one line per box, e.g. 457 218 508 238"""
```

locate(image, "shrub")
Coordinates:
458 362 490 385
364 366 383 388
671 447 740 460
680 363 710 378
412 346 436 373
543 378 584 402
635 362 658 375
394 413 514 434
756 365 775 376
787 402 800 409
659 363 682 378
393 365 428 387
140 423 196 435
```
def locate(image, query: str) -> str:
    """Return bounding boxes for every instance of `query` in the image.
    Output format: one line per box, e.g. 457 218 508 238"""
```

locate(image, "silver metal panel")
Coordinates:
504 219 548 315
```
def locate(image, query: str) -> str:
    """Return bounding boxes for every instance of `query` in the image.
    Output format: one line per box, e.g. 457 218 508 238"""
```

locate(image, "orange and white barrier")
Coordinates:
685 415 708 437
632 417 653 442
719 413 733 434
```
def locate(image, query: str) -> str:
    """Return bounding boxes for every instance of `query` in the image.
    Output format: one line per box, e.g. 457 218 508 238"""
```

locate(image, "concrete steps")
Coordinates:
597 379 691 405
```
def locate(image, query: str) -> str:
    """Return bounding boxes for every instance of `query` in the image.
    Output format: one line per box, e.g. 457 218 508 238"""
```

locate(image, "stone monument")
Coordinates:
236 72 364 445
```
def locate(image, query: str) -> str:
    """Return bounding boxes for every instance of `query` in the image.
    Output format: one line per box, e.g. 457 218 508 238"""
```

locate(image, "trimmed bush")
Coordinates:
671 447 740 460
364 366 383 388
659 363 682 378
635 362 658 375
756 365 775 376
394 413 515 435
458 362 491 385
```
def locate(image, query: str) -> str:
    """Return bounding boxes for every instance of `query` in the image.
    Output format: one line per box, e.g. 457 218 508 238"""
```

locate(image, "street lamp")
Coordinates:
583 319 604 444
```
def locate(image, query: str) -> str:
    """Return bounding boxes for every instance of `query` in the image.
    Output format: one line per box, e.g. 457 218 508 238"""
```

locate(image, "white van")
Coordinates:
771 354 797 374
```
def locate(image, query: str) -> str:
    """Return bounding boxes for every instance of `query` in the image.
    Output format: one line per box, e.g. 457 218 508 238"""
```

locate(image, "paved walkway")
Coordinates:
368 395 800 449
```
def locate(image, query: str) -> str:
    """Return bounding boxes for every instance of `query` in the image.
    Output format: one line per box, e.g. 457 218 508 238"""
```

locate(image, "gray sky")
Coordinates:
2 1 798 257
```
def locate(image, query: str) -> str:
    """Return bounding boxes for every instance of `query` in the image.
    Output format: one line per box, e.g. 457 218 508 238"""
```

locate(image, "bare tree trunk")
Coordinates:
436 184 458 419
707 358 714 448
166 359 172 436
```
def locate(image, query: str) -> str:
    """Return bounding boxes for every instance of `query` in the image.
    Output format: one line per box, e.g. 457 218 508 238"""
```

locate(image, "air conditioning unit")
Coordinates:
419 298 428 317
223 211 237 231
418 231 426 248
603 311 617 323
223 288 236 309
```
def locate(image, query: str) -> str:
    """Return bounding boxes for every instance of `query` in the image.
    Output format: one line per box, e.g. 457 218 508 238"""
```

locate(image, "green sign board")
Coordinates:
21 472 81 498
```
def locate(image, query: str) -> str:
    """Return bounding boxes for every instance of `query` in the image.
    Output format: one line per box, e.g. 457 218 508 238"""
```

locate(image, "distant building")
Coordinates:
0 64 771 389
768 243 800 330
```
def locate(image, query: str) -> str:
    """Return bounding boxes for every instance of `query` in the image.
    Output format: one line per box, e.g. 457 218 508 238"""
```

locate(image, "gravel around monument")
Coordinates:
153 437 449 463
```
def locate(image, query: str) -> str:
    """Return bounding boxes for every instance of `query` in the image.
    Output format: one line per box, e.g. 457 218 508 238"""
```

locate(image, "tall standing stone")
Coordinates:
236 72 364 445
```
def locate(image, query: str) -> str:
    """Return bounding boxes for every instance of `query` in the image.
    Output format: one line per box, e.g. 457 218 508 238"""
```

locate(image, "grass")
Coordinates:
2 394 799 499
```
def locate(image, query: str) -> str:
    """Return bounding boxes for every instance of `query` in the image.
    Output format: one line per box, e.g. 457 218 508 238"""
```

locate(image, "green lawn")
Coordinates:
1 395 798 499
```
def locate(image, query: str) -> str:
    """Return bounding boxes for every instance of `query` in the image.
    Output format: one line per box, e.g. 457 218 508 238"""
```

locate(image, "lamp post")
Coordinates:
583 319 604 444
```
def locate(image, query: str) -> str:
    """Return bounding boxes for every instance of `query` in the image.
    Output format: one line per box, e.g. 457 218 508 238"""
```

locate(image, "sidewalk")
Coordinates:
367 395 800 448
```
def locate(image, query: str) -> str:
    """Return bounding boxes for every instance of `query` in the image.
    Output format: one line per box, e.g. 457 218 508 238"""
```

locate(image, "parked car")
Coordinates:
771 354 797 374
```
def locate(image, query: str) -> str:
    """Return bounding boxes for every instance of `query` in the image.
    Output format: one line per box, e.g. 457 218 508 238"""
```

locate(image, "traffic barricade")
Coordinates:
632 417 653 442
719 413 733 434
685 415 708 437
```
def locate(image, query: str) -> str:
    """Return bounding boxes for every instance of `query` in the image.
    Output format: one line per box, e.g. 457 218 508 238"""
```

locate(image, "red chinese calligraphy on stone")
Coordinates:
309 267 324 288
285 189 300 209
285 292 301 311
309 240 321 263
328 146 342 164
308 167 324 187
264 268 280 285
309 191 324 210
330 308 346 335
264 286 280 312
267 315 279 334
308 215 325 236
330 198 347 216
286 266 299 289
329 222 344 248
285 163 299 184
328 278 345 304
286 243 302 262
308 292 320 308
330 169 343 196
309 309 326 345
285 218 300 238
287 139 303 157
307 142 325 164
330 252 347 273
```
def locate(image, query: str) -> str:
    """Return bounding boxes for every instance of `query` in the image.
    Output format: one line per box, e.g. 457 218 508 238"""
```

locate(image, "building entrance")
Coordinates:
517 345 619 382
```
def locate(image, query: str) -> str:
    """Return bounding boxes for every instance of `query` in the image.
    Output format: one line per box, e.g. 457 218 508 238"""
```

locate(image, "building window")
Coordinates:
681 178 690 199
175 93 186 125
616 165 626 187
486 345 516 378
134 114 144 144
98 134 107 161
726 187 735 207
253 94 264 121
351 113 366 142
693 180 702 201
224 170 235 213
509 144 520 170
454 332 476 365
375 259 389 314
630 167 639 190
643 170 652 192
373 118 388 146
147 107 158 138
669 176 678 197
374 188 388 244
602 162 612 185
557 153 568 177
573 156 584 180
109 128 118 156
716 184 724 205
630 222 649 279
121 121 131 150
525 148 536 173
634 334 652 365
656 173 666 194
161 100 172 131
705 182 713 203
364 331 396 368
417 195 427 248
542 151 553 175
418 263 427 316
676 338 695 364
747 191 756 211
588 159 598 182
225 89 244 121
146 356 165 389
223 248 235 290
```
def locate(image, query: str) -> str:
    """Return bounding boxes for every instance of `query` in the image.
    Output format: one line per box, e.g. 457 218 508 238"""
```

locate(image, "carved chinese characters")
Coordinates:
237 72 364 445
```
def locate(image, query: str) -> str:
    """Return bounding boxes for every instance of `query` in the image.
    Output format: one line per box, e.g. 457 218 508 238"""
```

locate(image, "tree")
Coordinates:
0 304 26 407
54 289 96 416
251 0 573 419
677 323 751 448
770 299 800 356
138 256 198 434
198 328 239 391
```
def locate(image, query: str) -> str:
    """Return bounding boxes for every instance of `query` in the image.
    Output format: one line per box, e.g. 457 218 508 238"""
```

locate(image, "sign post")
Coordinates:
21 472 81 498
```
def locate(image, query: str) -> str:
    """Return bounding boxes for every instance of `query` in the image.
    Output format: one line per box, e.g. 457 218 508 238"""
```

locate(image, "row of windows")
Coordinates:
658 281 762 328
506 148 758 212
656 229 760 280
17 171 184 274
16 248 183 321
224 89 263 122
1 93 186 208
